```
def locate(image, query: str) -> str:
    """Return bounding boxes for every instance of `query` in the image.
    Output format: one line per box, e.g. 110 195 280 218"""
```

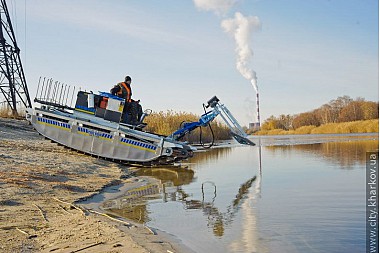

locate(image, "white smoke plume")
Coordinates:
193 1 261 124
193 0 238 15
221 12 261 92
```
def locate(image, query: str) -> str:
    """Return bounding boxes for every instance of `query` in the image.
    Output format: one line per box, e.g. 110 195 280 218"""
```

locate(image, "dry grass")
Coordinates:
145 110 231 142
310 119 379 134
0 106 26 119
145 110 199 136
255 119 379 135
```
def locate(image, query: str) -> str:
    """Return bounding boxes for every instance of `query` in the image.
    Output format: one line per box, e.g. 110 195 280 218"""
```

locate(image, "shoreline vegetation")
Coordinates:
254 119 379 135
253 96 379 136
146 96 379 139
144 110 232 143
145 111 379 139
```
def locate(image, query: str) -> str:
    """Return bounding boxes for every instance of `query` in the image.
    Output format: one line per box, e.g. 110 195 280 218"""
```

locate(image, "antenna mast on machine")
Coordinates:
0 0 31 116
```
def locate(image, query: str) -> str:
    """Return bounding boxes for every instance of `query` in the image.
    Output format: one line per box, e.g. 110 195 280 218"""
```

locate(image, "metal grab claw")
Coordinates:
230 132 256 146
170 96 255 147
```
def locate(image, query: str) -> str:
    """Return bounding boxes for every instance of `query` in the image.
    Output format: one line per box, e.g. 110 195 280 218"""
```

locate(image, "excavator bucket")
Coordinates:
230 132 256 146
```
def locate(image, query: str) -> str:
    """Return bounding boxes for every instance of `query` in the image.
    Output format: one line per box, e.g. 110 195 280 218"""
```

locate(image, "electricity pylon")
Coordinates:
0 0 31 116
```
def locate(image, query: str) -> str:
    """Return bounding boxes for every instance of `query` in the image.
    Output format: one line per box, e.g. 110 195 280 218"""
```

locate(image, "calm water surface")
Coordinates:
104 134 379 253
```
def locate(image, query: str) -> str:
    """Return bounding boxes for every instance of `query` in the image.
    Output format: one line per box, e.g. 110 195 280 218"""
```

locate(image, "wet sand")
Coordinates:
0 118 191 253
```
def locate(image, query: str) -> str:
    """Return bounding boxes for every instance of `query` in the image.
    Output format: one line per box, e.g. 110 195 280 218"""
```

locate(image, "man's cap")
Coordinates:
125 76 132 82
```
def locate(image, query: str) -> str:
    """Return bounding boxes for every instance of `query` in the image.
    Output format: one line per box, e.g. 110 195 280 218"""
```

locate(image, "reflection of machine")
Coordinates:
103 167 196 223
26 80 255 165
180 177 257 237
136 167 195 186
100 166 258 236
137 167 257 237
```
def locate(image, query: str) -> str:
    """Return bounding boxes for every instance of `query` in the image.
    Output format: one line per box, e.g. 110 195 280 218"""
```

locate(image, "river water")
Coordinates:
100 134 378 253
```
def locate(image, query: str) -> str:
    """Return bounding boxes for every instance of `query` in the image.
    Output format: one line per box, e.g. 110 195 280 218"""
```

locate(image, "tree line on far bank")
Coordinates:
258 96 379 133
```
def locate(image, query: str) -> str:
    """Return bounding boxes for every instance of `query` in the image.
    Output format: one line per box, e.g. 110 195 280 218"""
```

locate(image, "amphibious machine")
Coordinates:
26 78 255 165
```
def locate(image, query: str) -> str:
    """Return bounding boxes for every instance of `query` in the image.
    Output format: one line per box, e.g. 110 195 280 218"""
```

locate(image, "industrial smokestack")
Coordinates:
256 89 260 127
251 79 260 128
222 13 261 129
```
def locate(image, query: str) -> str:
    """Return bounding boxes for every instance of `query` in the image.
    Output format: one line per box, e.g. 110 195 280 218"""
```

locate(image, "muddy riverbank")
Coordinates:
0 118 191 253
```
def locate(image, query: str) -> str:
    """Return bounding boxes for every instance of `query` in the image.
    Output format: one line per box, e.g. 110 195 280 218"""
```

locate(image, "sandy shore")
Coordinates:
0 118 191 253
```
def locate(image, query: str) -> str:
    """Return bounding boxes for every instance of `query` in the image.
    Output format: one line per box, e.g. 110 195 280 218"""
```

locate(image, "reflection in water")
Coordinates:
104 182 160 223
181 176 257 237
104 167 195 223
189 146 232 164
96 136 378 253
136 167 195 186
104 162 259 240
230 144 263 253
265 140 379 168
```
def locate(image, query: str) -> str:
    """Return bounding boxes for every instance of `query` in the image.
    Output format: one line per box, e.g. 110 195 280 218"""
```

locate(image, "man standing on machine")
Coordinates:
110 76 142 125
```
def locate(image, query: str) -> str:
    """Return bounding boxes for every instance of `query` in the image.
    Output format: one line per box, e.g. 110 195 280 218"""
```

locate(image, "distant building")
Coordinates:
249 122 260 131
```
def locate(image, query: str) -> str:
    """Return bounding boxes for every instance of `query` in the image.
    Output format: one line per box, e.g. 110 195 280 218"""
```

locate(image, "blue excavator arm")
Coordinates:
169 96 255 146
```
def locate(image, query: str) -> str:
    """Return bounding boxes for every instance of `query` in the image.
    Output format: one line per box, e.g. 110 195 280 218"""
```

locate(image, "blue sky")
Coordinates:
8 0 379 126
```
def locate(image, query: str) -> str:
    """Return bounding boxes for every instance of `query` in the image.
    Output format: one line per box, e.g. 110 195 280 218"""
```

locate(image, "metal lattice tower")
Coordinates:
0 0 31 116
